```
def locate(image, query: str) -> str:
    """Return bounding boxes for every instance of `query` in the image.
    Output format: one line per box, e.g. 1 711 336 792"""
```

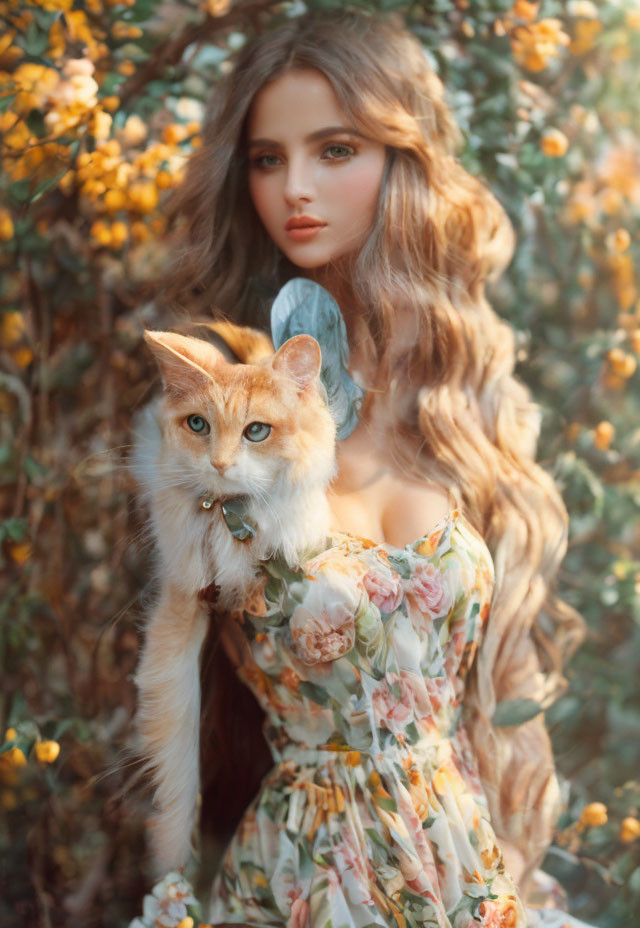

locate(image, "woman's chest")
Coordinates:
326 422 452 546
327 472 452 547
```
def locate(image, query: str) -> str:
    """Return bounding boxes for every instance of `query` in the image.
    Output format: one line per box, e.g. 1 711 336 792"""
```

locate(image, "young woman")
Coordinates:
140 9 590 928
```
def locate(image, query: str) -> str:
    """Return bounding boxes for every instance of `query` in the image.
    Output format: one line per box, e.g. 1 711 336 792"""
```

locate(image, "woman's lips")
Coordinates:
286 223 326 242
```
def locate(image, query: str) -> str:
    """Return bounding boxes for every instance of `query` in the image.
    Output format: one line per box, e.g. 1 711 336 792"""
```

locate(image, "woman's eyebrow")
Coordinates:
247 126 364 149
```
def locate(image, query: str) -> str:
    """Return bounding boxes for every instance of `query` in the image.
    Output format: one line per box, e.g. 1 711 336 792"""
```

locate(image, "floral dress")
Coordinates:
207 508 530 928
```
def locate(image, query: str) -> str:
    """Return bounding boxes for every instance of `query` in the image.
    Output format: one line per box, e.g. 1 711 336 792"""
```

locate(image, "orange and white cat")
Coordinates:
132 329 335 874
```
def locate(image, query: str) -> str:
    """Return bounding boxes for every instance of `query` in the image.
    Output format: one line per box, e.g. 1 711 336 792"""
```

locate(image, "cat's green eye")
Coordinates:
243 422 271 443
186 414 210 435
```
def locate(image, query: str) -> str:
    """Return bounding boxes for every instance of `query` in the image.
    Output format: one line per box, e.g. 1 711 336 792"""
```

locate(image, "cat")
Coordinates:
131 327 336 875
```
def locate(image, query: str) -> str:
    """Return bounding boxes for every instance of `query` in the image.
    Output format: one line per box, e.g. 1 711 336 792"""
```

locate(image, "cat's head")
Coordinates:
144 330 336 501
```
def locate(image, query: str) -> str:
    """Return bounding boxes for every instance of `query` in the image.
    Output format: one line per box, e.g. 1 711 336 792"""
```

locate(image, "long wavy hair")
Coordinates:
165 10 584 888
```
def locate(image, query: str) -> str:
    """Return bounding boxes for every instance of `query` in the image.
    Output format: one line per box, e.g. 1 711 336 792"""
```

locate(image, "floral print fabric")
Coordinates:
208 509 530 928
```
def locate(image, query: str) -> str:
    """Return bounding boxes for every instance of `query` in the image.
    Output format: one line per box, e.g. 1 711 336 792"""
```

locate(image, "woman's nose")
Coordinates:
283 155 315 205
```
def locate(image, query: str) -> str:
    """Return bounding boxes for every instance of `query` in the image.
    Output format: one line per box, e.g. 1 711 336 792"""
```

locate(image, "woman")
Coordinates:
141 9 588 928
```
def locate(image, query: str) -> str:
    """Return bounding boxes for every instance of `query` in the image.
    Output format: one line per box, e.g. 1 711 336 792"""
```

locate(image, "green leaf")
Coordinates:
25 109 46 139
628 867 640 894
492 697 543 727
23 456 46 482
17 22 50 57
8 179 32 204
0 94 17 113
1 518 28 543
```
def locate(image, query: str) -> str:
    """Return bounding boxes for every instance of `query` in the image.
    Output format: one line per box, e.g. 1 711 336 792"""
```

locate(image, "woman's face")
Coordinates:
246 68 387 270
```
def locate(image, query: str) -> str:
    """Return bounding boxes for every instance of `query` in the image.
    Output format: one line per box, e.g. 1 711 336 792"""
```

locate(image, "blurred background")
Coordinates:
1 1 640 926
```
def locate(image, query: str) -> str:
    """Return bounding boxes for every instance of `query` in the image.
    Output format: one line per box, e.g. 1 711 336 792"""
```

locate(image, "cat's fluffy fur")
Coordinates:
132 330 336 873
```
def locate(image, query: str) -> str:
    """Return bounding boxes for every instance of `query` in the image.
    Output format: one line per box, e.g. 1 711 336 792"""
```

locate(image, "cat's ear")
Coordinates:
144 331 225 395
272 335 322 390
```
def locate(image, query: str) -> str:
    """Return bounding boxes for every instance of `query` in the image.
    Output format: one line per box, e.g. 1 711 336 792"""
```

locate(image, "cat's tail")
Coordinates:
134 581 208 875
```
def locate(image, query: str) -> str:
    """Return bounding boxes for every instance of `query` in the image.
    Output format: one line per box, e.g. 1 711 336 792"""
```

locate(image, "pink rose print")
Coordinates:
287 896 310 928
477 898 519 927
408 562 454 618
363 569 404 613
289 568 360 665
290 605 355 664
372 671 439 731
332 828 375 905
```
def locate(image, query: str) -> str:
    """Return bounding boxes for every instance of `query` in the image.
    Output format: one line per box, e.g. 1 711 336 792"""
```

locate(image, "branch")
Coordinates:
117 0 283 106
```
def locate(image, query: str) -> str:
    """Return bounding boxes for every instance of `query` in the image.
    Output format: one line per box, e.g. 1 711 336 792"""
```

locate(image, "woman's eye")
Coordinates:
186 414 210 434
323 143 355 160
252 153 280 169
243 422 271 442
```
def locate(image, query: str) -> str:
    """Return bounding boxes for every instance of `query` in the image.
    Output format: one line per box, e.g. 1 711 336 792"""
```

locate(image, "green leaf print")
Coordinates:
404 721 420 744
385 552 414 579
375 796 398 813
298 681 330 706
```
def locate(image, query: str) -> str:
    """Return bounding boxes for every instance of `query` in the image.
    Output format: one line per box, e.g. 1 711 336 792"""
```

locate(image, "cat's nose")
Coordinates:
210 458 229 475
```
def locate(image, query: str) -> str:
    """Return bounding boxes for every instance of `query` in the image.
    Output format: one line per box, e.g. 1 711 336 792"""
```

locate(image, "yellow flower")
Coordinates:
0 209 15 242
579 801 608 827
620 817 640 843
569 18 603 55
606 228 631 253
118 114 147 147
10 347 33 369
162 123 188 146
626 11 640 30
37 0 73 9
4 746 27 768
176 919 194 928
511 1 538 21
155 169 173 190
202 0 232 16
47 18 66 58
8 541 31 565
35 741 60 764
567 1 598 18
103 189 127 212
541 128 569 157
608 348 637 378
101 95 120 112
593 421 614 451
630 329 640 355
128 181 159 214
4 729 17 742
90 220 112 247
110 221 128 248
90 109 112 141
117 60 136 77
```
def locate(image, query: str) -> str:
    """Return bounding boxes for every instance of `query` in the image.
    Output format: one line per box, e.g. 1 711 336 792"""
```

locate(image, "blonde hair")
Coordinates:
166 10 584 886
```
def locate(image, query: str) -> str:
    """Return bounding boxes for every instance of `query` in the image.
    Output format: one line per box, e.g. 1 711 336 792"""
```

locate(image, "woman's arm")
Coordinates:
498 837 526 886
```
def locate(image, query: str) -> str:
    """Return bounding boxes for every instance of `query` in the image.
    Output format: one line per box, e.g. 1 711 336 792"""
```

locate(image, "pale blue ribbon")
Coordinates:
270 278 365 440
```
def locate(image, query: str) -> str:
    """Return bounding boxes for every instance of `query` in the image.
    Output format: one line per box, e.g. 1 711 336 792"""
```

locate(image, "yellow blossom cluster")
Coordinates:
565 142 640 233
568 18 603 56
508 10 570 72
62 122 198 250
